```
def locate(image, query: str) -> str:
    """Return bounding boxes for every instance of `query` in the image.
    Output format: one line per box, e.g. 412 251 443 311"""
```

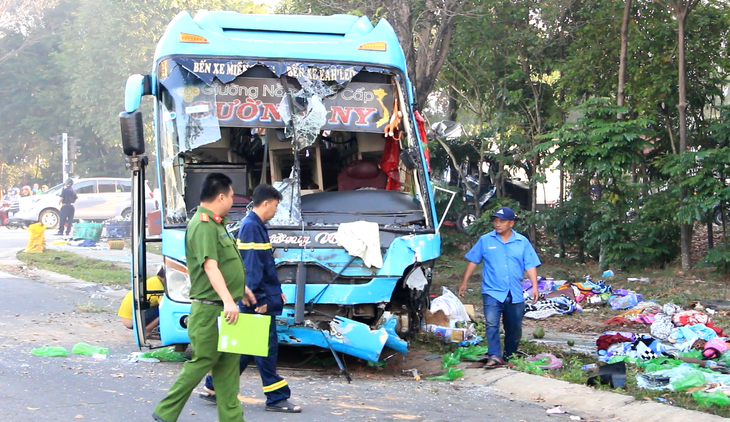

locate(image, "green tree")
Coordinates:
0 0 79 188
280 0 465 107
53 0 266 178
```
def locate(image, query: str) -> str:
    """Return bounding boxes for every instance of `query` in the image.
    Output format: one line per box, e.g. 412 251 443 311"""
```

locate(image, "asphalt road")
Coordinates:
0 228 566 422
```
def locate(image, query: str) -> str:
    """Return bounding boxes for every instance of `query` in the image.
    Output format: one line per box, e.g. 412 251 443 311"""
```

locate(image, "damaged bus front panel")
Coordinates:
124 11 441 363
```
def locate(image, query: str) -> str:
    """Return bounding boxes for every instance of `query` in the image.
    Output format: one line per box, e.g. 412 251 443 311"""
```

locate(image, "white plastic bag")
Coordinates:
429 287 471 325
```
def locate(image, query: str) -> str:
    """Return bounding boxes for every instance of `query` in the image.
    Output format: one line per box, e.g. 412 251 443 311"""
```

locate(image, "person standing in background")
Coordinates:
56 178 77 236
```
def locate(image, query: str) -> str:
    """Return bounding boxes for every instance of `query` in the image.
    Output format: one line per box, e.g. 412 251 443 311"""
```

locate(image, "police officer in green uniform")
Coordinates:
153 173 256 422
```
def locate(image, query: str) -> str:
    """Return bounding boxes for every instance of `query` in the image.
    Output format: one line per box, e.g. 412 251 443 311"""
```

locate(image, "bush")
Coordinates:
540 194 594 260
585 189 680 269
699 244 730 274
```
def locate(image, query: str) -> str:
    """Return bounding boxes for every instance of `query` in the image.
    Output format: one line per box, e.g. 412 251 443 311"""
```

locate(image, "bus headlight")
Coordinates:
165 257 191 303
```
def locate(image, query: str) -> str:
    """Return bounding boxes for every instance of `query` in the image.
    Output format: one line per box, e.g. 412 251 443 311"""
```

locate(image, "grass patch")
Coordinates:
17 250 129 286
147 243 161 255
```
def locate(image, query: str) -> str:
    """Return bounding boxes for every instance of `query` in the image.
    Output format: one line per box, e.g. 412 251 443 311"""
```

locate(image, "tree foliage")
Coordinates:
0 0 264 189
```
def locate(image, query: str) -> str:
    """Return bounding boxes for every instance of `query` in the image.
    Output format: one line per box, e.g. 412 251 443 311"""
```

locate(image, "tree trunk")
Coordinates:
677 10 692 271
448 84 459 121
617 0 632 117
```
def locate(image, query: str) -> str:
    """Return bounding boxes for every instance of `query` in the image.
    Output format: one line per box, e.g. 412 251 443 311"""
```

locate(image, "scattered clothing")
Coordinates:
597 334 634 351
651 313 674 341
672 310 710 327
524 295 580 320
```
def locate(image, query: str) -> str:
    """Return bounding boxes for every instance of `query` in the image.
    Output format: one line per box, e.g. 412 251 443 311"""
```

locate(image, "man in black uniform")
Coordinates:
201 184 301 413
56 178 77 236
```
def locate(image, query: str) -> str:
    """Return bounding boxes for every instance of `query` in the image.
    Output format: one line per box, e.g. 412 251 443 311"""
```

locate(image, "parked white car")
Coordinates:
13 178 157 229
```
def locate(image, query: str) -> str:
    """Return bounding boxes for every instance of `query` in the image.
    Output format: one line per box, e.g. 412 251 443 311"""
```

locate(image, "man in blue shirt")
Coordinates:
458 206 540 368
201 184 301 413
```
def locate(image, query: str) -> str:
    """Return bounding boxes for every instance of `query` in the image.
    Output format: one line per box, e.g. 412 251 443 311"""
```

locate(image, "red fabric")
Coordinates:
672 310 709 327
596 333 633 351
414 110 431 173
604 316 638 327
707 321 725 336
380 136 401 190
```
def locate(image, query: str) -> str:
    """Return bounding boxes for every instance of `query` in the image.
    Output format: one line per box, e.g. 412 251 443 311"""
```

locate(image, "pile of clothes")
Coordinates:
522 275 613 320
596 302 728 363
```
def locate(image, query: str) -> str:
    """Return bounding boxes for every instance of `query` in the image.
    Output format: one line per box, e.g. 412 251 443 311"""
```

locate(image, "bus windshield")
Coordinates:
156 57 432 230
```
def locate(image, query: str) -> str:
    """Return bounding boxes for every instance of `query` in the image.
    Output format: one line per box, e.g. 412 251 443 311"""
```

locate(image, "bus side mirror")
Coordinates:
124 74 152 113
120 110 145 156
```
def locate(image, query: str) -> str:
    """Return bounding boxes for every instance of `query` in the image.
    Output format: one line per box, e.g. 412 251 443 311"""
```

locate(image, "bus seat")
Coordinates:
337 160 387 191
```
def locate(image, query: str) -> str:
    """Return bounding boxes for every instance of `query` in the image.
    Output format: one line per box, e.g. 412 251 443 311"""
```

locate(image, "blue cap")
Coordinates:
491 206 515 221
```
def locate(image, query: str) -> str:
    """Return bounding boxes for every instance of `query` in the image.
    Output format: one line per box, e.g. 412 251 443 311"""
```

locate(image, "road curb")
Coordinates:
461 367 726 422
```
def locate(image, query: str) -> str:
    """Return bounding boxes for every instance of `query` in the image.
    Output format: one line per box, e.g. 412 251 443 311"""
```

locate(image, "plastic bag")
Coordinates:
671 370 706 392
430 287 471 324
693 390 730 407
24 222 46 253
442 352 461 369
72 222 103 241
31 346 68 357
608 356 640 365
527 353 563 369
455 345 488 361
71 342 109 356
426 367 464 381
640 358 682 373
681 349 704 360
608 294 642 310
139 346 187 362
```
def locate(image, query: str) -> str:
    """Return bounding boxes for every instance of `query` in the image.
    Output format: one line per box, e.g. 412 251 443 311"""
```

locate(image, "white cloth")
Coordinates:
430 287 471 324
335 221 383 268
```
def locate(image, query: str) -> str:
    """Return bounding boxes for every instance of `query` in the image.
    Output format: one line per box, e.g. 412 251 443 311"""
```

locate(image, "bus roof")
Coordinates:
154 11 409 75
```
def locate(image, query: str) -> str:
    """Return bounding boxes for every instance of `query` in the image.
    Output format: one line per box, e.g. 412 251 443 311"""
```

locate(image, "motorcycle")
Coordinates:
0 200 27 229
0 200 8 227
455 175 497 233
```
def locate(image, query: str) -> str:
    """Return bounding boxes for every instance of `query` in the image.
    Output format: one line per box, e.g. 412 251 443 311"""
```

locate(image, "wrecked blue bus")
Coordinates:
119 11 448 366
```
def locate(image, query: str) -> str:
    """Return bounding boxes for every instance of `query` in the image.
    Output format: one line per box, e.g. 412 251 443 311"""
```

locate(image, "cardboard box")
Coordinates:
464 304 475 321
425 310 450 327
425 324 466 343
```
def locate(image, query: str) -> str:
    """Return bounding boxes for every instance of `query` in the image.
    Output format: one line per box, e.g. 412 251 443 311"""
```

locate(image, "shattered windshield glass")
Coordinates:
155 58 410 227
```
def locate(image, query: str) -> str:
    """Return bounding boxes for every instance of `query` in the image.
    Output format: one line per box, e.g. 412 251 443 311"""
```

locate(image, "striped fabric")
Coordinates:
236 240 272 250
262 379 288 393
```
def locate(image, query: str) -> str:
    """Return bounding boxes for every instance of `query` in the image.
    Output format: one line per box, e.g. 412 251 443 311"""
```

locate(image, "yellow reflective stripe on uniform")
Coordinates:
262 379 288 393
236 240 272 250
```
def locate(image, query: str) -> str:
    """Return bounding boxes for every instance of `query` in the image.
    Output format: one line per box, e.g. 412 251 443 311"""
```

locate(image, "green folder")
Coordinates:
217 312 271 357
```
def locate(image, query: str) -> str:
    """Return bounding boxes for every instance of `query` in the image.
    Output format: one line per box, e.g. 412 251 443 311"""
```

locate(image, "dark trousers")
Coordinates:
206 316 290 406
483 292 525 361
58 204 75 234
